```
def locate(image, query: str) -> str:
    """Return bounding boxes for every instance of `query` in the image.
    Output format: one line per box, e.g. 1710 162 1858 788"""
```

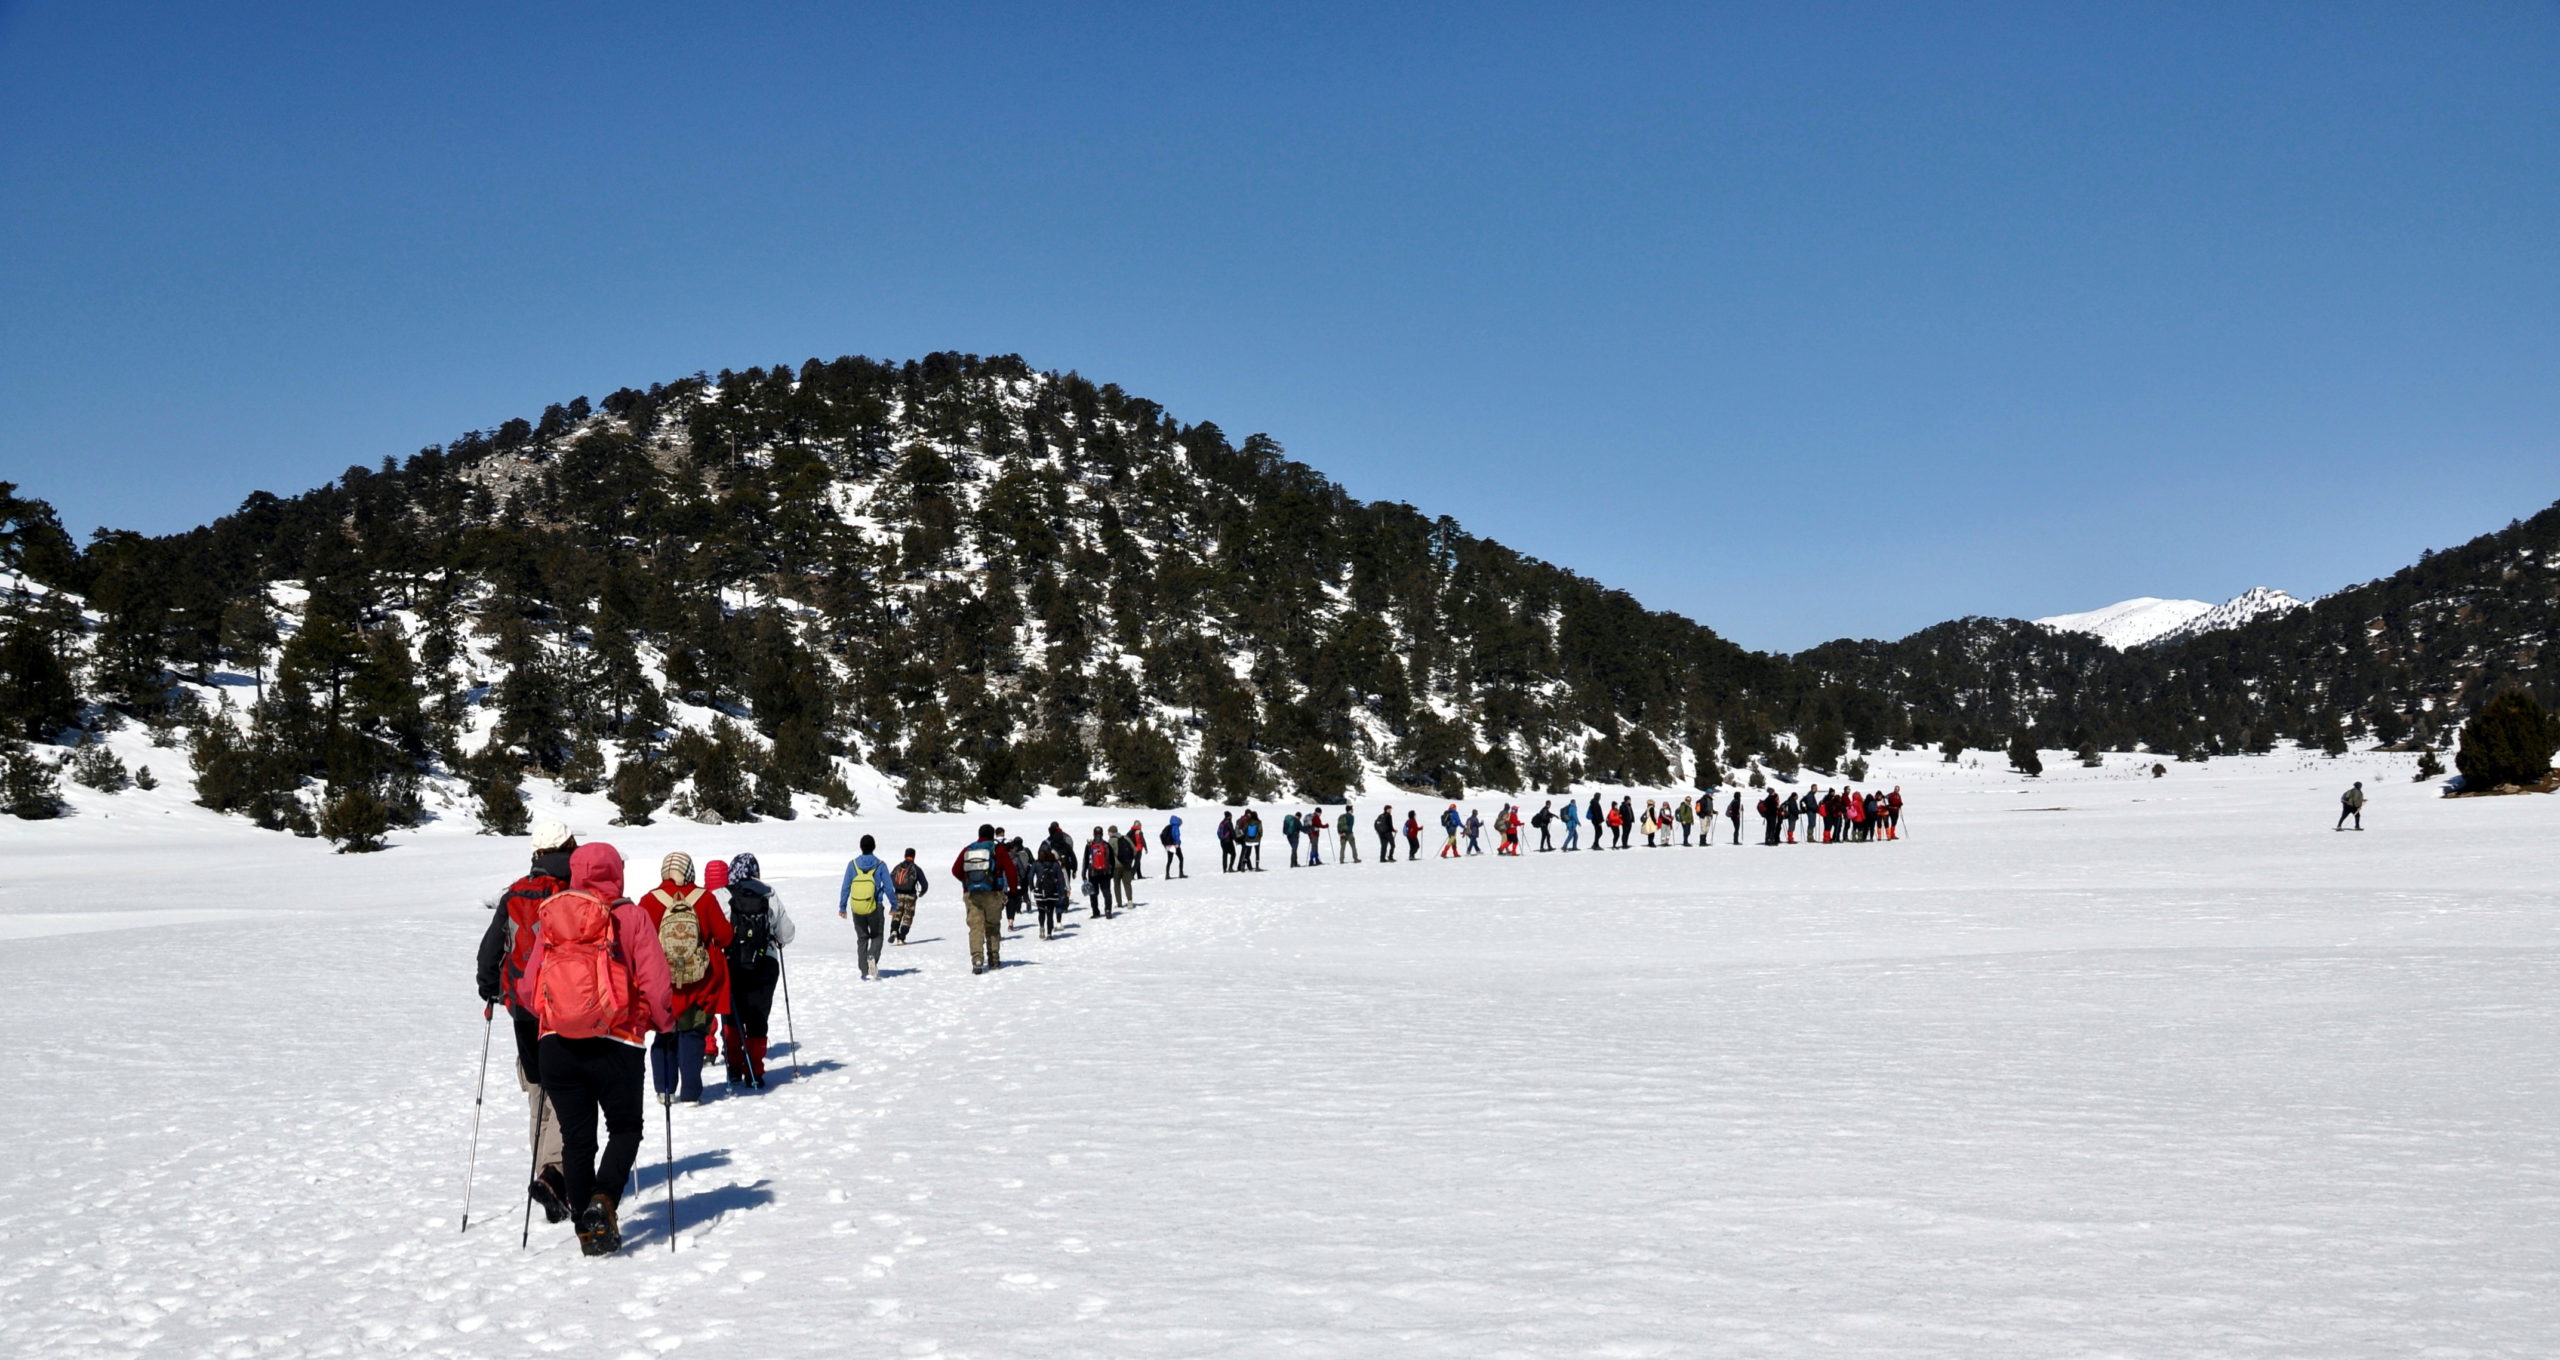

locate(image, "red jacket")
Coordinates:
516 844 675 1047
951 840 1022 893
639 881 733 1019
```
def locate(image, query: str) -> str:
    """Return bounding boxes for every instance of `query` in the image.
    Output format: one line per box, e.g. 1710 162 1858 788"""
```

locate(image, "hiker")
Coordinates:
1461 806 1481 855
639 852 729 1105
1560 796 1580 851
838 834 895 981
1403 809 1423 859
1374 804 1397 862
888 848 928 945
1031 844 1071 939
953 824 1020 974
1128 822 1148 878
1675 795 1695 845
1604 799 1624 849
1282 810 1303 867
720 854 795 1089
1338 803 1361 863
1304 807 1326 865
1726 792 1743 844
1162 814 1186 877
1887 786 1904 837
1000 834 1029 927
1533 800 1555 851
473 818 576 1226
1441 804 1463 858
1111 826 1139 905
1082 828 1115 917
1240 810 1264 870
515 841 673 1256
1217 812 1237 873
2337 781 2366 831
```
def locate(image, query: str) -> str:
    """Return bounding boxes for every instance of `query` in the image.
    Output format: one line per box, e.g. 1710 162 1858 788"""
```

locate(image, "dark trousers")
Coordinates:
851 907 884 974
650 1029 706 1102
1378 832 1396 862
1166 845 1185 876
539 1035 645 1211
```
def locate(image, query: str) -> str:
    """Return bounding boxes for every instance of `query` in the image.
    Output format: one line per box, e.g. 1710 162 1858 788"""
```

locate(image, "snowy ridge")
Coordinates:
2037 587 2308 650
2149 586 2306 645
2032 597 2213 649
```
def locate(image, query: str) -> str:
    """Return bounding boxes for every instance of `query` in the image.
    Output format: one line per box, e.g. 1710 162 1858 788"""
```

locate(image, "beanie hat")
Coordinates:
729 852 760 883
530 819 575 852
702 859 729 891
661 852 694 885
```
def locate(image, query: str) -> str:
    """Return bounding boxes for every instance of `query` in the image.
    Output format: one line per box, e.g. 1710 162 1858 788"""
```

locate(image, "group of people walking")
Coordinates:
468 781 1899 1256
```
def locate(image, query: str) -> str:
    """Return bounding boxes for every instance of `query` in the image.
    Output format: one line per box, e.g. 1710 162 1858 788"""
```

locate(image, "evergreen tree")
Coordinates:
0 738 63 819
2456 690 2557 789
2008 730 2043 777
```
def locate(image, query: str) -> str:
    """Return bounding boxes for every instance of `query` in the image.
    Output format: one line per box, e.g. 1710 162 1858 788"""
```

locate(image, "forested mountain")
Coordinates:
1 350 2551 838
0 353 1810 836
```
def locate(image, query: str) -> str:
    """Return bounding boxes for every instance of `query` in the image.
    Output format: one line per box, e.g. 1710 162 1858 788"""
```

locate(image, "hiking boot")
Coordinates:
576 1194 622 1256
972 965 985 975
531 1166 571 1224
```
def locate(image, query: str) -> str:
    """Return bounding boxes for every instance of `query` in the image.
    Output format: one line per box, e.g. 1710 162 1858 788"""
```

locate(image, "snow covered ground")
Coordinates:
4 746 2556 1357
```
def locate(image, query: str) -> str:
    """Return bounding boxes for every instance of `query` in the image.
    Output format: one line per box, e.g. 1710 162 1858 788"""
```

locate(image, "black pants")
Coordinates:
851 908 883 974
730 956 779 1040
2337 807 2361 829
1378 832 1396 862
1165 845 1185 876
1220 841 1234 871
1538 825 1552 850
538 1035 645 1212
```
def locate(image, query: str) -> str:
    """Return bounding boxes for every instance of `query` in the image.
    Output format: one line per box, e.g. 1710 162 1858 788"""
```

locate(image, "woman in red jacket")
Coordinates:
638 852 732 1105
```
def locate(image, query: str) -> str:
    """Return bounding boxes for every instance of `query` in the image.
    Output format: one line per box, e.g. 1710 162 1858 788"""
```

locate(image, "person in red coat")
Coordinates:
638 852 732 1105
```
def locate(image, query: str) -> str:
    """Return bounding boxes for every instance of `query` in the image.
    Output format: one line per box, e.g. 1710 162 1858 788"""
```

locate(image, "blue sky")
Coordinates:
3 2 2554 651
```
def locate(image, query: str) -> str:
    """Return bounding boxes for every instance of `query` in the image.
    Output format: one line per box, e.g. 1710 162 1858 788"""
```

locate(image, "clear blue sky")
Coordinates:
3 2 2554 651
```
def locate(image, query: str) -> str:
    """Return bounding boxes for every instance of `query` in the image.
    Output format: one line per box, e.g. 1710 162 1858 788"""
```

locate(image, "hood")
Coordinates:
529 848 573 883
569 842 625 899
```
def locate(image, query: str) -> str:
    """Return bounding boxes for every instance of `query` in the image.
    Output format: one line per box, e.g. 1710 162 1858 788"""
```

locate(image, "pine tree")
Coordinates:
0 738 63 819
2456 690 2557 789
320 783 392 852
2008 730 2043 777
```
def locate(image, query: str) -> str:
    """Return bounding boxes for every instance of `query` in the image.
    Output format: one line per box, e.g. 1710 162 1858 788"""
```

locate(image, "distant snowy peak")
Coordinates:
2148 586 2305 645
2037 588 2306 649
2033 597 2213 649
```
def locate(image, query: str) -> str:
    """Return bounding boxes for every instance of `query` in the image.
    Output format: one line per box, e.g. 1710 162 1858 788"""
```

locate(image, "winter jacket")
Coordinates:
953 840 1023 893
516 844 675 1047
640 881 732 1021
1163 816 1182 846
1560 802 1579 827
839 853 898 918
475 849 572 1005
890 858 930 900
722 878 797 962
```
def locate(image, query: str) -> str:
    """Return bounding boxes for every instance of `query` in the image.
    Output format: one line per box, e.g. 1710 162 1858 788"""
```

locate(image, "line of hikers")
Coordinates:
1203 787 1908 861
473 812 1193 1255
471 786 1899 1255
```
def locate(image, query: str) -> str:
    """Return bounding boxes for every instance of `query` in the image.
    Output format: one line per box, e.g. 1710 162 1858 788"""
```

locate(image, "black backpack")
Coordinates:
727 884 774 966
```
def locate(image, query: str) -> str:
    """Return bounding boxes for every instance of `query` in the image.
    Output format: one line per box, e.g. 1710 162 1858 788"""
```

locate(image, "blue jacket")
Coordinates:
1163 815 1182 846
1561 801 1580 826
838 853 897 917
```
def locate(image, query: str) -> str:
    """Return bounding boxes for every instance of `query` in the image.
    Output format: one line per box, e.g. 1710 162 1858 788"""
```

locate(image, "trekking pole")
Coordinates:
520 1089 550 1250
778 951 802 1080
460 1005 495 1233
662 1100 679 1252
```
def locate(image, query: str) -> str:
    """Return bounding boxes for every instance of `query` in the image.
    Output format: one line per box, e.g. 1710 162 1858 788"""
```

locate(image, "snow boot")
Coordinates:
530 1166 571 1224
745 1038 768 1089
576 1194 622 1256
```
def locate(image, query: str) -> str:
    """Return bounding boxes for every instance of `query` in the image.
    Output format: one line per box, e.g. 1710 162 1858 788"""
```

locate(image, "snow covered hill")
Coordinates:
5 744 2551 1357
2037 587 2306 650
2149 585 2306 644
2031 596 2213 648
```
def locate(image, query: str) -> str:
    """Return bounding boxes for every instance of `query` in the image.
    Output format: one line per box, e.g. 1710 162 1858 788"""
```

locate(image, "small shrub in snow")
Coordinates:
321 785 392 853
2008 732 2043 777
134 765 158 790
68 739 130 792
2413 749 2444 782
1 740 64 819
1844 756 1869 782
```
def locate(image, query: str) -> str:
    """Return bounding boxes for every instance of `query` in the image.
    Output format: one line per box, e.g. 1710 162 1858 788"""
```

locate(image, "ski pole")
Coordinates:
663 1097 678 1252
520 1088 550 1250
778 950 801 1079
460 1005 494 1233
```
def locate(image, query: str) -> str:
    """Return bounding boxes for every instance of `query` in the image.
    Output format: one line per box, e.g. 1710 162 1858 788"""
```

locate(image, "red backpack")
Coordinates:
534 890 631 1040
1086 840 1112 874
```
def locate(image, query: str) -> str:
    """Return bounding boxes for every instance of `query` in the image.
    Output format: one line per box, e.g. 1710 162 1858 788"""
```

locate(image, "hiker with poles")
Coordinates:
471 818 576 1228
717 852 797 1089
514 841 674 1257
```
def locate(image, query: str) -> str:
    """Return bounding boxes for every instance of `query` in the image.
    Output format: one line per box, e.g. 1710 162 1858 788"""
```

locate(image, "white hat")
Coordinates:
530 819 576 851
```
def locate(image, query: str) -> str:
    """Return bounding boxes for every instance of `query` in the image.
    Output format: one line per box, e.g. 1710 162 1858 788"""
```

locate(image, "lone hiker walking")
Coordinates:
2337 781 2366 831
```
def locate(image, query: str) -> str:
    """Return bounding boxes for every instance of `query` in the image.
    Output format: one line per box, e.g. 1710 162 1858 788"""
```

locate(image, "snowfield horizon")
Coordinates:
6 741 2555 1357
